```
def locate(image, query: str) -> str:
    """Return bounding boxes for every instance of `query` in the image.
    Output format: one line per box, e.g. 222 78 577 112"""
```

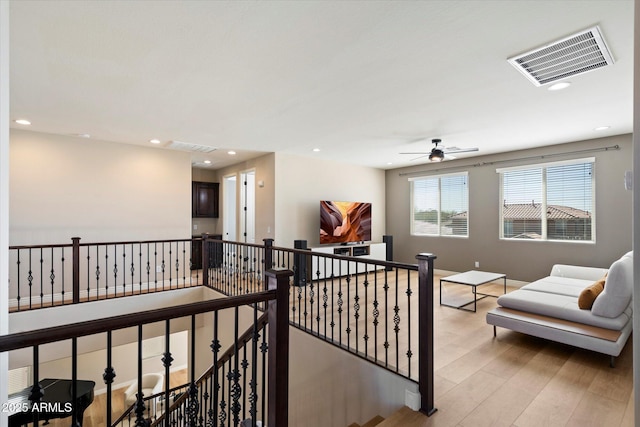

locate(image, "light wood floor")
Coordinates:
340 270 634 427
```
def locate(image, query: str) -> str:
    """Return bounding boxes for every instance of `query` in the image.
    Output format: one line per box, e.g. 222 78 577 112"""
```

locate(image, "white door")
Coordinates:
223 175 237 241
240 170 256 244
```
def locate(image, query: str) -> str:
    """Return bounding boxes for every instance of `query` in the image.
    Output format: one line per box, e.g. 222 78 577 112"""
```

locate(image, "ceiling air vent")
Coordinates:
508 26 614 87
166 140 216 153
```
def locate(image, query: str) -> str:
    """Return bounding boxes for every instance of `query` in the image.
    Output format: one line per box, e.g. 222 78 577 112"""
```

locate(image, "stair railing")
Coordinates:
0 269 292 427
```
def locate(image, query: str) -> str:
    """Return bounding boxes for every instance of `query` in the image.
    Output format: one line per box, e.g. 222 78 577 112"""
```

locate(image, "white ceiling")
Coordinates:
8 1 634 170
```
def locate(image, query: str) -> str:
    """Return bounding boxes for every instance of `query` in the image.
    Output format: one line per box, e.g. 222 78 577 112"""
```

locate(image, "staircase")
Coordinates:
348 415 385 427
349 406 432 427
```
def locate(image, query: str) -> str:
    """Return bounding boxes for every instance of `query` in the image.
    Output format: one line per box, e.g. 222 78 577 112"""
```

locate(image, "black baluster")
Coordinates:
95 246 101 300
105 248 110 298
16 249 22 311
168 242 174 288
135 325 147 427
188 315 199 426
146 242 151 292
154 242 159 291
373 272 379 364
138 243 143 293
322 272 328 337
384 269 390 367
50 247 55 307
364 269 369 358
406 269 413 378
218 364 226 427
211 312 220 425
354 263 359 354
30 346 43 426
39 248 43 308
72 337 78 427
162 320 173 427
123 244 127 296
346 264 352 349
394 268 400 371
260 327 267 426
61 248 65 305
174 242 180 287
129 243 135 296
162 242 166 290
113 245 119 297
28 249 33 310
103 331 116 426
249 304 259 426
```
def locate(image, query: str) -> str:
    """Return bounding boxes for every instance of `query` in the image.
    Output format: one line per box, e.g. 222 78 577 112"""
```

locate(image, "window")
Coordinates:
498 158 594 242
410 172 468 237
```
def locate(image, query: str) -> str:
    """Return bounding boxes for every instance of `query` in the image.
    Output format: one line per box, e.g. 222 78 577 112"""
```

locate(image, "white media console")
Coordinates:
309 242 386 280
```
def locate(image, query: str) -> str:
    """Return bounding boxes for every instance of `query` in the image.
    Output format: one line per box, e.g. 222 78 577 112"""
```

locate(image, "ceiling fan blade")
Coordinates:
442 147 479 154
410 154 430 161
399 152 429 155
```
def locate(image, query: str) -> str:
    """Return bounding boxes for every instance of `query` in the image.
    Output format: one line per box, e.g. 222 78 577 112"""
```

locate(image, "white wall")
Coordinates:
9 129 192 245
633 0 639 420
0 1 10 424
274 152 386 248
289 328 416 427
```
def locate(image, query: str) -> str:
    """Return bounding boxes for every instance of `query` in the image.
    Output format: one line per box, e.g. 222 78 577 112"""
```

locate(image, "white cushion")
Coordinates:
592 253 633 318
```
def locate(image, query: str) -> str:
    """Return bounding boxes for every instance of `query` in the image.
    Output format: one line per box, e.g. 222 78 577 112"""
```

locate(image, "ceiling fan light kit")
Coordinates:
429 148 445 162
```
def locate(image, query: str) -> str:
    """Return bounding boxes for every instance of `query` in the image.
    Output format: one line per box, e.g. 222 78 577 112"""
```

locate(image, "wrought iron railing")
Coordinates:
7 235 437 416
8 238 198 311
201 236 436 414
0 270 291 427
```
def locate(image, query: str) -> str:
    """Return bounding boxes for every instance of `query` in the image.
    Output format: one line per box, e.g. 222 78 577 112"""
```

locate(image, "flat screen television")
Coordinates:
320 201 371 244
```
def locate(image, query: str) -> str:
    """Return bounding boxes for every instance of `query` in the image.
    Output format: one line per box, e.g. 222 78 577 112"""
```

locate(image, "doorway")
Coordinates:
223 174 237 241
240 170 256 244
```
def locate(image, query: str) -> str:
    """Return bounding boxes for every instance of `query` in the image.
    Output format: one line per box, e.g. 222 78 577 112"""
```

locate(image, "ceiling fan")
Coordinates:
400 138 478 162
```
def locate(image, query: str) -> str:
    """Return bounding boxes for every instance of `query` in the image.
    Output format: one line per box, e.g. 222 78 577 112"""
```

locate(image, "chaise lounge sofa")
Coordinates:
486 251 633 366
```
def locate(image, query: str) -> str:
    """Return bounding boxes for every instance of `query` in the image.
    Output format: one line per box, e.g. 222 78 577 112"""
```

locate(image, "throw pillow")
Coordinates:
578 279 605 309
592 254 633 318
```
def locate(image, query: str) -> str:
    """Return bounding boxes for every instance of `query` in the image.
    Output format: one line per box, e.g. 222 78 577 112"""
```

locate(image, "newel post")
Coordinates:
416 252 437 416
263 238 274 289
72 237 81 304
201 233 210 287
266 268 292 427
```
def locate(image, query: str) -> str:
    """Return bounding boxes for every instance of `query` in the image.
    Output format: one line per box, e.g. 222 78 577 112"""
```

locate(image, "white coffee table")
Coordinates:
439 270 506 312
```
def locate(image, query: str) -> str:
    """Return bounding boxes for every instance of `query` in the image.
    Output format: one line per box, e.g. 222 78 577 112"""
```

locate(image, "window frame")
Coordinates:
409 171 469 238
497 157 595 243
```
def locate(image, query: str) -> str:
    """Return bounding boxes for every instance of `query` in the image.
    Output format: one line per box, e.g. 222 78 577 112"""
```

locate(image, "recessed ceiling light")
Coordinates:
15 119 31 125
204 160 211 164
312 148 321 152
594 126 610 131
387 162 393 165
76 133 91 138
149 139 161 144
228 150 236 155
547 82 571 91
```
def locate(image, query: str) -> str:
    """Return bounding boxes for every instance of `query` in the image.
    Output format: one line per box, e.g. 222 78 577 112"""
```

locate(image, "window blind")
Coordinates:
499 158 594 242
410 172 468 237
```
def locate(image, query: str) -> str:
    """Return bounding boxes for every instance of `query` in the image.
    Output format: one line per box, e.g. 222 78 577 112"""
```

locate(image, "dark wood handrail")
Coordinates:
8 237 196 250
0 291 275 353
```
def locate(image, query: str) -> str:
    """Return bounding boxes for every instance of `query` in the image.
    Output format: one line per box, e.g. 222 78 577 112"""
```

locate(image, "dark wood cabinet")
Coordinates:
192 181 219 218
